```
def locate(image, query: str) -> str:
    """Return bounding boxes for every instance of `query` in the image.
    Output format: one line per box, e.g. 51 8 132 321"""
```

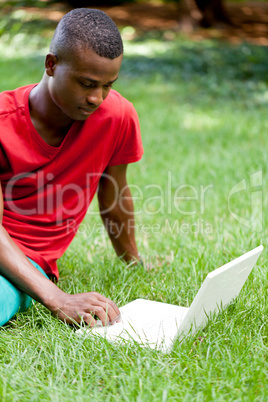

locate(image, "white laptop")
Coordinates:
77 246 263 353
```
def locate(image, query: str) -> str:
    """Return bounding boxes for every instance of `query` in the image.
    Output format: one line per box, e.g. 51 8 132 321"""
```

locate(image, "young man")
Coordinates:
0 9 143 327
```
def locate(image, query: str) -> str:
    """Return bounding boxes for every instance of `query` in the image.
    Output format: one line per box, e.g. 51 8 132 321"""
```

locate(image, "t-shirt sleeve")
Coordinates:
107 100 144 166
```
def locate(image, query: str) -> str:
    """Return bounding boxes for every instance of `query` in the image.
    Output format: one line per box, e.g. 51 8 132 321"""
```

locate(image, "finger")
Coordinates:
94 293 120 316
106 298 120 317
90 301 119 326
87 292 120 324
83 313 96 327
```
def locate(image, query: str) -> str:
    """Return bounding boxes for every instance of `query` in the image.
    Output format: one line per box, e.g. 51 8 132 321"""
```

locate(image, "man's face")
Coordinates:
46 47 123 121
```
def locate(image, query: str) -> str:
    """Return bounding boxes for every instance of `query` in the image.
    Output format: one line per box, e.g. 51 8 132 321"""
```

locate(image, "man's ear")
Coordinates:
45 53 58 77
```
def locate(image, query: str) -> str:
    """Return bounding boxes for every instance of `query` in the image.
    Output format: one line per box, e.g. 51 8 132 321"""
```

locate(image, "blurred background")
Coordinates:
70 0 268 45
0 0 268 46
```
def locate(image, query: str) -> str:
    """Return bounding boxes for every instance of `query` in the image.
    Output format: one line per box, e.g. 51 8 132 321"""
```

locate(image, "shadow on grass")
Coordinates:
119 37 268 107
121 34 268 83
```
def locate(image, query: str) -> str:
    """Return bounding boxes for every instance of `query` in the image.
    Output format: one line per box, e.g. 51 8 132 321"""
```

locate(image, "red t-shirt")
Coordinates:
0 84 143 279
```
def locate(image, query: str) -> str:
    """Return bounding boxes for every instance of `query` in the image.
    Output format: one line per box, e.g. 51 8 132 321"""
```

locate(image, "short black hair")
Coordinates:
50 8 123 60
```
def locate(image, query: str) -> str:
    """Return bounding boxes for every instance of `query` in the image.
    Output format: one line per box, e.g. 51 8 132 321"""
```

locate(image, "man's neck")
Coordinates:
28 76 74 147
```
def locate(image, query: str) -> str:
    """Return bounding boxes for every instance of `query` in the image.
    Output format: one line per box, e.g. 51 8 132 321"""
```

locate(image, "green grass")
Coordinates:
1 19 268 402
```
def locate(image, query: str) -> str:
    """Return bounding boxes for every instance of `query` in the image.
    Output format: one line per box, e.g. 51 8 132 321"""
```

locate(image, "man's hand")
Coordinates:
49 291 120 326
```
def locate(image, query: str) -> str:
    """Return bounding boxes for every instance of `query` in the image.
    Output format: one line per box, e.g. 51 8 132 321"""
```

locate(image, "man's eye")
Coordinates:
80 82 112 89
80 82 94 88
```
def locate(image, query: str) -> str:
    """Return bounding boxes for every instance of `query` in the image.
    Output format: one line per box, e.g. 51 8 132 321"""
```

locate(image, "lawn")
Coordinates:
0 9 268 402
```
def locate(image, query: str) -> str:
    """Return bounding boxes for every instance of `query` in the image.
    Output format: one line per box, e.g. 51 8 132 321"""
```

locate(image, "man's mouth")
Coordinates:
79 107 97 115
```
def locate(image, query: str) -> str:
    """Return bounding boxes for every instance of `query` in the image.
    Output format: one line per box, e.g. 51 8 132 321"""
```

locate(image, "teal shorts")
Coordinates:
0 258 49 327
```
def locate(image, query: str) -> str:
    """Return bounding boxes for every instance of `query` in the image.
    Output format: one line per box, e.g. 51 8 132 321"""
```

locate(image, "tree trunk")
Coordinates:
195 0 231 27
177 0 232 30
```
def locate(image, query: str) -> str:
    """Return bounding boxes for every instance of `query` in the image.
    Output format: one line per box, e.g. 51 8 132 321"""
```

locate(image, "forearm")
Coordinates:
0 225 64 310
97 164 142 264
99 197 139 262
0 224 120 325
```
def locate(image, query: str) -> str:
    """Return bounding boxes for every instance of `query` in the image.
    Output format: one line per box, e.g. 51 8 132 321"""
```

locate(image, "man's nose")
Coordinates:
86 87 104 107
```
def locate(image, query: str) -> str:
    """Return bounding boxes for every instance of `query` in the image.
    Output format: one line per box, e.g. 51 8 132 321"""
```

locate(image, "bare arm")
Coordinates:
0 182 119 326
98 164 140 263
